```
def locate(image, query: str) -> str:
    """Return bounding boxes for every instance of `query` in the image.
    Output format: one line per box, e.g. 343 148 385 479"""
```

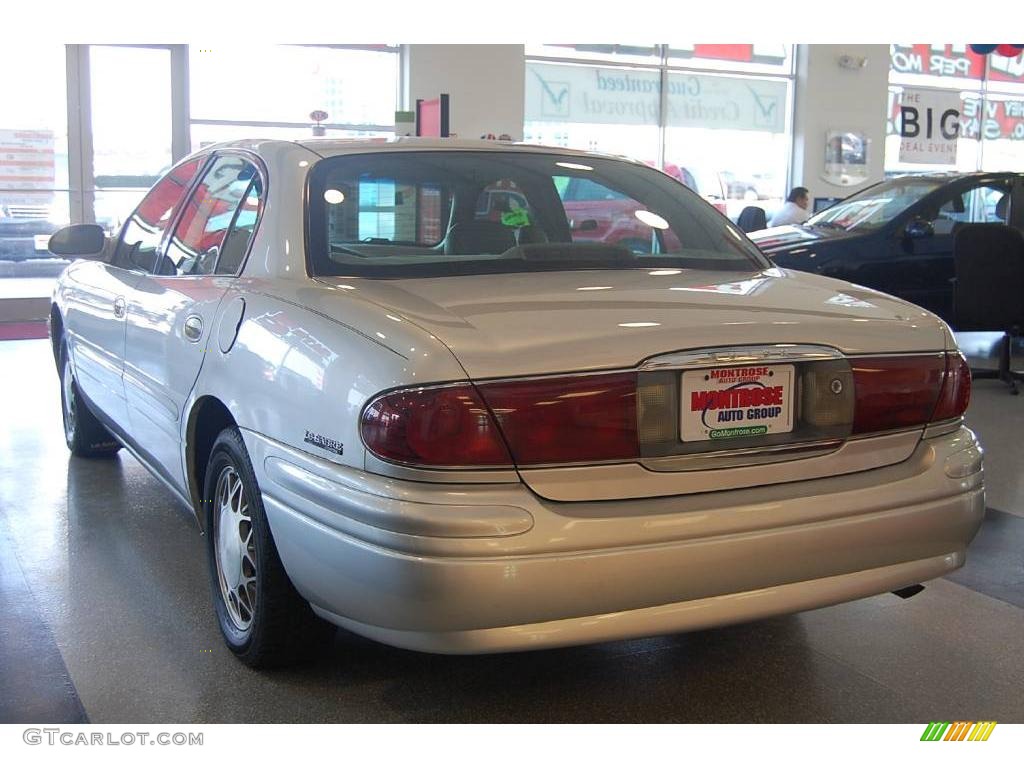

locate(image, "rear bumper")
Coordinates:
316 552 963 653
248 427 985 654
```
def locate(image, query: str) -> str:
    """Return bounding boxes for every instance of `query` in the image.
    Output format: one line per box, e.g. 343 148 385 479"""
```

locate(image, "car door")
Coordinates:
66 158 203 433
892 177 1012 321
121 152 265 491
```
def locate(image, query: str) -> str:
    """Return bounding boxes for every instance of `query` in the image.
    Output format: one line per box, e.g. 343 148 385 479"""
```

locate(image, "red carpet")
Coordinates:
0 322 49 341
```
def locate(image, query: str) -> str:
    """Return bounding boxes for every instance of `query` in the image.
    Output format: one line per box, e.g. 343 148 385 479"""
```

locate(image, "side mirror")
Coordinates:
48 224 106 258
904 218 934 240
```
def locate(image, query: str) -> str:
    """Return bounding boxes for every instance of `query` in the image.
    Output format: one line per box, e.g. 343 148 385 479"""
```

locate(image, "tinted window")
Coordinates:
308 151 766 279
922 182 1010 234
159 156 261 276
562 177 630 202
557 175 681 254
111 158 202 272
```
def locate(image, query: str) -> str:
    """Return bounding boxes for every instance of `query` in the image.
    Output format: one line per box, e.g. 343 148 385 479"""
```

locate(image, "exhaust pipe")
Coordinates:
892 584 925 599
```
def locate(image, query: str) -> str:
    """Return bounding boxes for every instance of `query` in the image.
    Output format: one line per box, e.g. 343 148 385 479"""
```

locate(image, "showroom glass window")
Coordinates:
0 44 72 300
188 45 399 150
89 46 175 241
523 45 795 222
886 45 1024 173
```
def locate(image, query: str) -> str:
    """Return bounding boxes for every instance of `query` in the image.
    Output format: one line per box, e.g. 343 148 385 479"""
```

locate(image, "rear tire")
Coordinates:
203 426 333 667
59 340 121 458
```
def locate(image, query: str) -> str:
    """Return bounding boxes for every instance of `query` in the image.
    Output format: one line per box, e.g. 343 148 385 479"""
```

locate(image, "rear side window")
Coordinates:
216 176 263 274
159 155 263 276
112 158 202 272
928 183 1010 234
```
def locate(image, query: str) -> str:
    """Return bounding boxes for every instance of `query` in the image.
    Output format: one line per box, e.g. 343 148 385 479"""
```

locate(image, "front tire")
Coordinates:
59 340 121 458
203 427 333 667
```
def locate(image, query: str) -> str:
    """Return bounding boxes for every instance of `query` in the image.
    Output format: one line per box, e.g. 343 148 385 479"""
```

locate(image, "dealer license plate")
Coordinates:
680 364 795 442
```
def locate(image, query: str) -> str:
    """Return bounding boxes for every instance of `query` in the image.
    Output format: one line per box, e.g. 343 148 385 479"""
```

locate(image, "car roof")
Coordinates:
192 136 645 165
886 170 1024 181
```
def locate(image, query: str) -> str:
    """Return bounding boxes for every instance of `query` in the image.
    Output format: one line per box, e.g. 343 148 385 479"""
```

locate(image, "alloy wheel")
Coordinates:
62 359 76 443
213 465 257 631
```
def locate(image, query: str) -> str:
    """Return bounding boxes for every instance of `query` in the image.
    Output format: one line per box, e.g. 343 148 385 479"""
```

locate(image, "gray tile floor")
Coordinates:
0 338 1021 723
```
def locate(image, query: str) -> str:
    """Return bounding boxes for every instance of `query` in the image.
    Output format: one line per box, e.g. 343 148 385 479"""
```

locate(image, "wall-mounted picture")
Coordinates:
823 129 870 185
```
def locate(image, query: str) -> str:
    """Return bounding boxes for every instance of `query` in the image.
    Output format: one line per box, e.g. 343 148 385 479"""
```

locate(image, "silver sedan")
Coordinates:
48 138 984 666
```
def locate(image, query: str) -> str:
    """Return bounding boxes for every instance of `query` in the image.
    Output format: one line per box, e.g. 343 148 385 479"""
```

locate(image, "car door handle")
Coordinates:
113 296 126 319
183 315 203 342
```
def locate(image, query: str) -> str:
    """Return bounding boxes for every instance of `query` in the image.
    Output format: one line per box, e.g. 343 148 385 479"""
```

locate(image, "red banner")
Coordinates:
891 44 1024 84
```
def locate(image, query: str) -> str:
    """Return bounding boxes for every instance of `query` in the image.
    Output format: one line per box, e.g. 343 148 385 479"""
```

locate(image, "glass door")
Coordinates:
88 45 175 241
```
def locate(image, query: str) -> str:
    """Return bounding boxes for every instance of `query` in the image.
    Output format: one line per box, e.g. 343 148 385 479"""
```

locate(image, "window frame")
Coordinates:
135 148 268 279
887 46 1024 172
160 151 268 277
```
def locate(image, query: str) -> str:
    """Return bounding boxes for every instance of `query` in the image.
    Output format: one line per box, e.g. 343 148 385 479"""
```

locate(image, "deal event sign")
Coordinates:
896 89 962 164
526 62 787 133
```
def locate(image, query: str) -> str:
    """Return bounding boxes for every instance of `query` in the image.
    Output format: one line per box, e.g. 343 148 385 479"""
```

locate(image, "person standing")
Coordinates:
769 187 811 227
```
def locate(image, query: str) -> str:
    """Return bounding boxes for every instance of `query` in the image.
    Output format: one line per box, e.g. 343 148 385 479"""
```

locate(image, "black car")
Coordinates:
0 203 60 262
751 172 1024 325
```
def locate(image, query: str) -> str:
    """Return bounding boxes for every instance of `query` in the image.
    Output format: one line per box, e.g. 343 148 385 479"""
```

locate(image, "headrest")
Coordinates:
995 194 1008 221
445 221 517 255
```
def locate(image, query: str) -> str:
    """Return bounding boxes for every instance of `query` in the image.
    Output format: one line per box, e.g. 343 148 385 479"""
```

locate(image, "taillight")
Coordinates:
362 351 972 469
932 352 972 422
360 384 513 466
477 373 638 465
851 352 969 435
361 373 638 468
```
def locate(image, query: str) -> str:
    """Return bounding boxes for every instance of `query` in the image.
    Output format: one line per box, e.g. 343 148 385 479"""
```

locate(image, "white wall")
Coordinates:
792 44 891 200
404 45 525 140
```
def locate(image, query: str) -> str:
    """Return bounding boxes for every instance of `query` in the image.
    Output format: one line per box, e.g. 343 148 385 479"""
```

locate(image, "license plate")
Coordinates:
34 235 50 251
681 364 794 442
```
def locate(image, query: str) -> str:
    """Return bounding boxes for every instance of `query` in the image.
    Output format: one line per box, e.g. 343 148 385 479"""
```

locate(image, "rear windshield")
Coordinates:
306 151 769 278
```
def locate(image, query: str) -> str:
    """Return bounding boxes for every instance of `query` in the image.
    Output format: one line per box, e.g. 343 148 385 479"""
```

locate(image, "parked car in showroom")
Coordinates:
49 139 983 667
751 172 1024 324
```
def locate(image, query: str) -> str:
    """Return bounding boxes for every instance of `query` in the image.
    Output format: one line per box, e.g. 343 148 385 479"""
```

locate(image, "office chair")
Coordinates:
953 223 1024 394
737 206 767 233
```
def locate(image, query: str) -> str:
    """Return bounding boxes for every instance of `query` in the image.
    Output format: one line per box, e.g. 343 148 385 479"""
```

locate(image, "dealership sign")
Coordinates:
0 129 56 191
895 89 961 164
888 91 1024 142
525 62 788 132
